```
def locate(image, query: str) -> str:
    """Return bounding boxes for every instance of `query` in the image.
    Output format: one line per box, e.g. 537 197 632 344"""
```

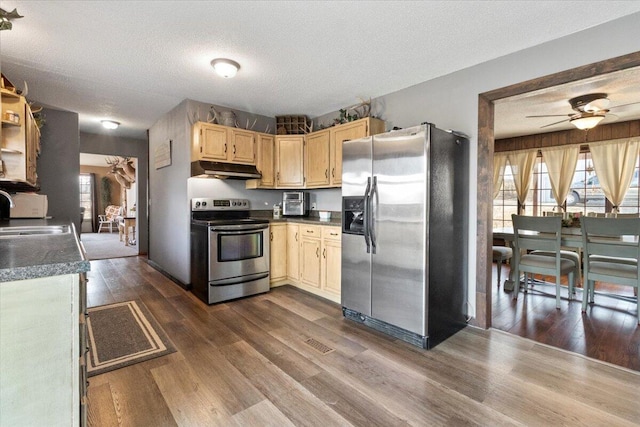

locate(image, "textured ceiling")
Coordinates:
2 1 640 140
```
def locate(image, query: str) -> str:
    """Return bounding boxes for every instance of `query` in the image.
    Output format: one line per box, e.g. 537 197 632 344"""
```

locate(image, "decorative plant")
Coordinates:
101 176 111 208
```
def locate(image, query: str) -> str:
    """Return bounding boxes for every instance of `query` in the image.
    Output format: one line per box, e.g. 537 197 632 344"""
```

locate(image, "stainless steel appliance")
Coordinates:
190 198 270 304
282 191 309 216
341 123 469 349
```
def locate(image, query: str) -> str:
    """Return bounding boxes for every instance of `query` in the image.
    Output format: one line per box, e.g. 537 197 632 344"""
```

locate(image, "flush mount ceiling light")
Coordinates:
101 120 120 130
210 58 240 78
569 113 606 130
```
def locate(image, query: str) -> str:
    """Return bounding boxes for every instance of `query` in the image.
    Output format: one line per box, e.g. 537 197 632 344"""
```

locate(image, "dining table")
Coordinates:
493 226 638 299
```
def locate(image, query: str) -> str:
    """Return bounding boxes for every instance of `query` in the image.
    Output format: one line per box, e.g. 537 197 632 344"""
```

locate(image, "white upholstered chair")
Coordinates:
492 246 512 288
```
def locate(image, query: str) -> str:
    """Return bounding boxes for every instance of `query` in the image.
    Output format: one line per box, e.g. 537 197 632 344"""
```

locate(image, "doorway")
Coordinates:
79 153 139 260
478 51 640 370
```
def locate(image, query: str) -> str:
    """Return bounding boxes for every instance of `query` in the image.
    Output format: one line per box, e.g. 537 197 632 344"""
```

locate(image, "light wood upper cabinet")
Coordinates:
286 223 300 281
329 117 385 186
1 89 40 187
192 122 256 165
305 129 330 188
247 133 275 189
269 223 287 282
229 128 256 164
276 135 305 188
193 122 228 161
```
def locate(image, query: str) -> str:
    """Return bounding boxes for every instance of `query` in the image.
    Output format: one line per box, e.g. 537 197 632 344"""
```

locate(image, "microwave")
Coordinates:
10 193 49 218
282 191 309 216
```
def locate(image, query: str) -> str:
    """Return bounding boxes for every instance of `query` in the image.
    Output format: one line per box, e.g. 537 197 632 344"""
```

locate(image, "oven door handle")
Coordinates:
209 224 269 233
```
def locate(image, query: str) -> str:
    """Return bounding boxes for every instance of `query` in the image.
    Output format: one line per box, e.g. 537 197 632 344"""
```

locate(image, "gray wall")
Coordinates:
80 132 149 254
149 99 276 284
312 12 640 318
38 107 80 230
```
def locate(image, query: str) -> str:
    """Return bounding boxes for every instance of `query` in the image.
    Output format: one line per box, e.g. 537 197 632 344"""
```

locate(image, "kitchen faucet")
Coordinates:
0 190 15 207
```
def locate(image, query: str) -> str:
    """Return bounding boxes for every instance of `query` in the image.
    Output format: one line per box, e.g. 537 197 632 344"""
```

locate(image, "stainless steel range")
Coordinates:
190 198 270 304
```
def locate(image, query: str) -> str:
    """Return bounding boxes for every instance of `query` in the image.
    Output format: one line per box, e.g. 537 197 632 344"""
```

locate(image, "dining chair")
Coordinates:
530 211 581 293
492 246 513 287
511 215 577 309
581 217 640 324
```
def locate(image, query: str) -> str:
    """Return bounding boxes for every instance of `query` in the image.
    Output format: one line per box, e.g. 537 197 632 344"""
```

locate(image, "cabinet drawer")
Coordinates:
300 224 321 237
322 226 341 241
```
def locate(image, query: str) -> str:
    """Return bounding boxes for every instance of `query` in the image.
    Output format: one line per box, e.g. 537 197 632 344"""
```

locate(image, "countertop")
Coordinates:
250 210 342 227
0 219 91 283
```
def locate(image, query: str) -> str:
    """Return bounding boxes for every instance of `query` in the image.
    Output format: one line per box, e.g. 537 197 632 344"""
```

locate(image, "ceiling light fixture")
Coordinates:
101 120 120 130
210 58 240 78
569 113 605 130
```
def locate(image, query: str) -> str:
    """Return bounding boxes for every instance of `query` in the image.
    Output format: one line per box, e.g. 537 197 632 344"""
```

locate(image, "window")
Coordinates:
493 150 640 228
79 174 92 223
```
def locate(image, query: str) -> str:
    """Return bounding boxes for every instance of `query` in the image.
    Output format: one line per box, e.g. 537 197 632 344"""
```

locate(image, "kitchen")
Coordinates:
2 2 640 426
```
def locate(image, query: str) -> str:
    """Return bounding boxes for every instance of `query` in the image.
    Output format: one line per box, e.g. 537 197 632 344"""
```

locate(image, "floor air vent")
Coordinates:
304 338 335 355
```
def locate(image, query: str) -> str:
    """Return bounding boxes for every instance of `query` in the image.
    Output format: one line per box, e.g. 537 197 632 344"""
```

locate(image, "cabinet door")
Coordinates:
199 123 228 161
256 133 275 187
300 236 321 289
270 224 287 282
330 119 368 186
305 129 330 187
322 239 342 296
286 223 300 280
276 136 305 188
25 107 39 186
230 129 256 164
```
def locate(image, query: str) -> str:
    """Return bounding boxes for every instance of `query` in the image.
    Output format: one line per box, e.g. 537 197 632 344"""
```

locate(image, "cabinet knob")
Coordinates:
323 248 326 258
307 230 314 234
295 232 298 241
316 247 320 257
224 144 227 153
332 168 335 178
325 169 328 178
270 232 273 241
233 145 236 154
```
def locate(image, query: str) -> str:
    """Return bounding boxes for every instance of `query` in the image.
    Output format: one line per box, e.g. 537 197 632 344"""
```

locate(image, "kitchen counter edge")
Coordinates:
0 219 91 283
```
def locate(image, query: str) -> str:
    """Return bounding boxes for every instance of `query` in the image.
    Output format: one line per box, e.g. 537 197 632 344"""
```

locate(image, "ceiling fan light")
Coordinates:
101 120 120 129
211 58 240 78
570 114 604 130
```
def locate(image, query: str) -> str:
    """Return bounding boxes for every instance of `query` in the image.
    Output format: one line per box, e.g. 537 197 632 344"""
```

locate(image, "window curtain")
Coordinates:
588 137 640 212
541 145 579 211
507 150 537 209
493 153 508 199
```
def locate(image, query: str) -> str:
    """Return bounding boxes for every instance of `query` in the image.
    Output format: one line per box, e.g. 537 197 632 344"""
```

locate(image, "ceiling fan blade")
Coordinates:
526 114 572 118
608 101 640 110
540 118 570 128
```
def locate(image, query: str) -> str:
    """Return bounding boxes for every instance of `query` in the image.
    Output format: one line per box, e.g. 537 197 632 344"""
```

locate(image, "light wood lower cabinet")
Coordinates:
299 225 322 288
274 222 341 303
269 223 287 283
286 223 300 281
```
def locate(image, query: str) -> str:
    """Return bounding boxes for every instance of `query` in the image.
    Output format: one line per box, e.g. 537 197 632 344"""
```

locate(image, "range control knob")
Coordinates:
202 201 207 207
195 202 201 208
243 201 247 206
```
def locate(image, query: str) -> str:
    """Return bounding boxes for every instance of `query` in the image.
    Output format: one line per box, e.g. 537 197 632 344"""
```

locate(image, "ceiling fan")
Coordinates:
526 93 640 130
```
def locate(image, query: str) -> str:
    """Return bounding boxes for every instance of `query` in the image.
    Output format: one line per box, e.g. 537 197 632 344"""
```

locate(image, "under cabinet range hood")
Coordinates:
190 161 261 180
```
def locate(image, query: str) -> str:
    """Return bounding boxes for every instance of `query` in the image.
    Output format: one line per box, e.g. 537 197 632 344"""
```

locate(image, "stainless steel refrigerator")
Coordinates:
341 123 469 348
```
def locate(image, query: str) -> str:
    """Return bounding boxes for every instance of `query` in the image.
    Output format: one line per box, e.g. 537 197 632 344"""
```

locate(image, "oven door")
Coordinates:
208 223 270 284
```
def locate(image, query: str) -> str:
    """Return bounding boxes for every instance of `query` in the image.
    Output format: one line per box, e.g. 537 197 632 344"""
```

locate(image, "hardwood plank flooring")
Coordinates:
492 262 640 371
87 257 640 426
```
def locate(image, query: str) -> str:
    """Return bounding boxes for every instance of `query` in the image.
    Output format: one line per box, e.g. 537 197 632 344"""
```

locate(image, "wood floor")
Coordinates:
87 256 640 426
492 263 640 371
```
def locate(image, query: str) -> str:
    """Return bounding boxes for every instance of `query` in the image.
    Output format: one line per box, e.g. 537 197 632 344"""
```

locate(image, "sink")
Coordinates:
0 225 72 237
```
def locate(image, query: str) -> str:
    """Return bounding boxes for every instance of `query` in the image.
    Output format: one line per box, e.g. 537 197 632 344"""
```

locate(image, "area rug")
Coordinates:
86 300 176 377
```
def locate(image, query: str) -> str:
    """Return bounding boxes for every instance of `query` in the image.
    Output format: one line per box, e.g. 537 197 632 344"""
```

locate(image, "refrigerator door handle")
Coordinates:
370 175 377 254
363 177 371 253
